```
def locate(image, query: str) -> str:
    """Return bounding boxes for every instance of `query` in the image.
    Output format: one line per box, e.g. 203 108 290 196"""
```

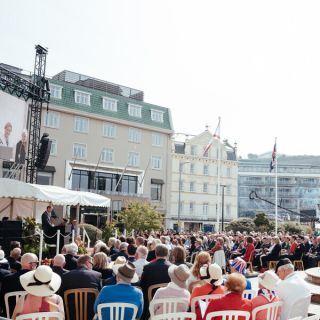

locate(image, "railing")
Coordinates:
81 227 91 249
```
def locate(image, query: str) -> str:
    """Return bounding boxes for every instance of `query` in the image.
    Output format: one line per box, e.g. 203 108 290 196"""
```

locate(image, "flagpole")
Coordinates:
217 140 221 233
275 137 278 234
216 117 221 233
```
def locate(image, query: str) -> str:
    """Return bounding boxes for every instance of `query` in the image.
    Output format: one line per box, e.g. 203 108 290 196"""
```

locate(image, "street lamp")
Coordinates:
220 185 227 232
178 161 190 232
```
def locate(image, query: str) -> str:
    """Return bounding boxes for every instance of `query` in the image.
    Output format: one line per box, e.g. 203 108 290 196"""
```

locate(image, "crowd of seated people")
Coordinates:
0 229 318 320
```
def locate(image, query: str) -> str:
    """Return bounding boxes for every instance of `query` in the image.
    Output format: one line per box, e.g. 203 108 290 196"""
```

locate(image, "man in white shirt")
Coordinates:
275 258 311 320
133 245 149 278
0 122 13 147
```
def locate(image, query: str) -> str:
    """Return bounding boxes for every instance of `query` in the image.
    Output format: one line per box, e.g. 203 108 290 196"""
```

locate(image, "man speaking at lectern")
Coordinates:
41 205 65 257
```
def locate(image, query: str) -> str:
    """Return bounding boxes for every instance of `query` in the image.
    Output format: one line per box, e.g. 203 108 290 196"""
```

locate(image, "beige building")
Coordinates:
169 130 238 232
25 70 173 218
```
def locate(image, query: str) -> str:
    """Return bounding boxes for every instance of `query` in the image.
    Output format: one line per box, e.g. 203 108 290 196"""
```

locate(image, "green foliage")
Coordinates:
22 217 48 257
253 212 274 232
225 218 256 233
102 222 117 242
280 222 312 234
117 201 163 233
78 223 102 243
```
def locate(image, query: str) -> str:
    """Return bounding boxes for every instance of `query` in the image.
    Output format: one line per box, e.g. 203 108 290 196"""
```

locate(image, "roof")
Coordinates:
49 78 173 131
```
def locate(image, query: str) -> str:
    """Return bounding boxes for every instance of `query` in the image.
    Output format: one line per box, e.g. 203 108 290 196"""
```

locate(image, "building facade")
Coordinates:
1 67 174 218
238 158 320 222
169 131 238 231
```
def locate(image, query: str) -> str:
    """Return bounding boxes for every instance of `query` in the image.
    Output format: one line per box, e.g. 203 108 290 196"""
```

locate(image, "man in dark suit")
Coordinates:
52 254 69 277
0 253 38 317
140 244 171 320
61 255 101 320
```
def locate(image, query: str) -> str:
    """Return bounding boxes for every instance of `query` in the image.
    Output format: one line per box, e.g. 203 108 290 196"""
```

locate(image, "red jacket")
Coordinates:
204 292 252 320
243 243 255 262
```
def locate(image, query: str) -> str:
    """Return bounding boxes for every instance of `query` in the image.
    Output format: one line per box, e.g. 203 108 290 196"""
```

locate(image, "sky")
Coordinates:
1 0 320 158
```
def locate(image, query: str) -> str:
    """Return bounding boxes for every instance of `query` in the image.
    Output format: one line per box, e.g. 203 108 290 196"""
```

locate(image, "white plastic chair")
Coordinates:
289 295 312 319
4 290 27 319
242 289 257 300
252 301 283 320
213 250 226 270
303 316 320 320
97 302 138 320
152 312 196 320
16 312 64 320
190 294 224 313
206 310 251 320
149 298 189 318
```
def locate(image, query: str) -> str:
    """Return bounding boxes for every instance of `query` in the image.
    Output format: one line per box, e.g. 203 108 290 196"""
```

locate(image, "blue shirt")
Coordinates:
94 283 144 319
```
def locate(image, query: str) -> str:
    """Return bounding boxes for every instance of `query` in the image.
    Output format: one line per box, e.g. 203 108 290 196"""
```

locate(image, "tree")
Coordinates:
254 212 273 232
117 201 163 233
225 218 255 233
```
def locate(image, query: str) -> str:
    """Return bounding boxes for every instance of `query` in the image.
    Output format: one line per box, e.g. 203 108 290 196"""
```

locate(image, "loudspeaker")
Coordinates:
36 133 52 169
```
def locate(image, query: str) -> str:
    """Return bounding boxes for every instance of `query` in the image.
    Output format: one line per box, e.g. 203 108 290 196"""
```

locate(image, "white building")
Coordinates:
168 130 238 232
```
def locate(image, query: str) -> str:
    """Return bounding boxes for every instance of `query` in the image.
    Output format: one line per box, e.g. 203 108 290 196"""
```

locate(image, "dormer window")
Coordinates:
75 90 91 106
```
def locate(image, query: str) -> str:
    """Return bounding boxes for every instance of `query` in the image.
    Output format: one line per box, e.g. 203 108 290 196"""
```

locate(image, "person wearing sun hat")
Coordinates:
229 256 252 290
151 264 191 315
11 265 64 320
251 270 281 320
191 263 225 320
94 262 143 319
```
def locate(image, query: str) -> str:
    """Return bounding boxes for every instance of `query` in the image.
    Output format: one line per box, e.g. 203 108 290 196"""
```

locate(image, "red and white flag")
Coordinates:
203 117 221 156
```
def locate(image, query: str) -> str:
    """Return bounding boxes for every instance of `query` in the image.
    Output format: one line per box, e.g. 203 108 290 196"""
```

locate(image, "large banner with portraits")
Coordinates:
0 91 28 163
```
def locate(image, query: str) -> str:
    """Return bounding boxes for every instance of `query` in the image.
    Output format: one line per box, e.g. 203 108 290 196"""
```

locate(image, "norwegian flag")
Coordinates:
270 140 277 172
203 117 221 156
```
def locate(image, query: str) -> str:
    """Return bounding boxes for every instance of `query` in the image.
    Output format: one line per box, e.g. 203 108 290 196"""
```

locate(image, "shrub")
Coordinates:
225 218 256 233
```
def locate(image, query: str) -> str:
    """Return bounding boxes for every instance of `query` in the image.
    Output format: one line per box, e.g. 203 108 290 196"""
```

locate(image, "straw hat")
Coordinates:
258 270 280 291
168 264 190 289
20 265 61 297
0 250 8 264
116 262 139 283
108 256 127 274
200 263 223 286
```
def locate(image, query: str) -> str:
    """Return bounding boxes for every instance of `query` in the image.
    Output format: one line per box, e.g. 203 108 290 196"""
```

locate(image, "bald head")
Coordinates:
21 253 38 270
10 247 21 260
53 254 66 267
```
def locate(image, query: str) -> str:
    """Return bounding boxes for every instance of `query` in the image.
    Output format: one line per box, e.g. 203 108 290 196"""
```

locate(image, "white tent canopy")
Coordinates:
0 178 110 221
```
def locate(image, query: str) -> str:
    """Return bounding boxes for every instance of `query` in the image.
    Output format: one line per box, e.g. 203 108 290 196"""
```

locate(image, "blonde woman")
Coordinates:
93 252 113 279
188 251 211 292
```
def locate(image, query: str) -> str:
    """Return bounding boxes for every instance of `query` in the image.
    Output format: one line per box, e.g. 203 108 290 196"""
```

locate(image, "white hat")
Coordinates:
0 250 8 264
258 270 280 291
200 263 223 286
20 265 61 297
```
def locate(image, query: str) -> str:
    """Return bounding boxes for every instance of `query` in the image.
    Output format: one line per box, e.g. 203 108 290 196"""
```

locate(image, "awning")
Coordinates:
151 178 164 185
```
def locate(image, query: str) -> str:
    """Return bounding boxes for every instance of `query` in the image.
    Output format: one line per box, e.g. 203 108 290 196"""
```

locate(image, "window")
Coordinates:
44 111 60 128
190 181 195 192
128 128 141 143
37 171 53 185
50 84 62 99
203 183 208 193
128 103 142 118
151 156 162 170
179 180 184 192
121 175 138 194
73 143 87 159
50 139 57 156
190 163 195 174
227 167 231 177
74 117 89 133
226 185 231 195
103 122 116 138
152 133 162 147
226 204 231 217
151 183 162 200
75 90 91 106
203 203 209 215
180 201 184 213
102 97 117 112
128 152 140 167
191 145 197 156
203 165 209 175
71 169 89 190
101 148 114 163
151 109 164 122
189 202 194 214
